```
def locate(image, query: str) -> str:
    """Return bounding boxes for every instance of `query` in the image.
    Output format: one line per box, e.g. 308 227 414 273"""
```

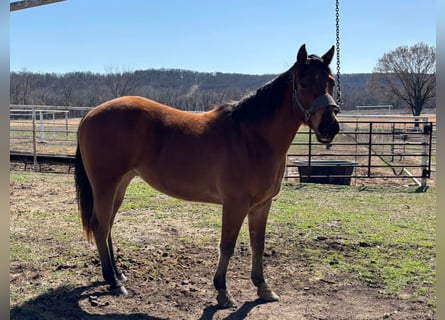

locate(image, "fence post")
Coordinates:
421 118 431 189
32 105 37 171
65 110 69 138
39 110 44 141
391 122 395 162
52 111 56 139
367 122 373 177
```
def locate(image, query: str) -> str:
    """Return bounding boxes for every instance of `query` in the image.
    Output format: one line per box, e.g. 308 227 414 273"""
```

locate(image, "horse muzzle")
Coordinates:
294 91 340 143
315 106 340 144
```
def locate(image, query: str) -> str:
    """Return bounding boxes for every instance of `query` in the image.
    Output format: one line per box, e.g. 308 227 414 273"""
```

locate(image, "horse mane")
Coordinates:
217 67 292 123
215 53 330 123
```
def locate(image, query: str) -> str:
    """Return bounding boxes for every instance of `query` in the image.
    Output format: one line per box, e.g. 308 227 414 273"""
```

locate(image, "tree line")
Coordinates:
10 69 391 110
10 69 274 114
10 63 434 116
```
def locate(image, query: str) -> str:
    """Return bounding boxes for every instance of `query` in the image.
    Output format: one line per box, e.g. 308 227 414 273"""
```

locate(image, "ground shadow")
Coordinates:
199 299 267 320
11 283 269 320
10 282 167 320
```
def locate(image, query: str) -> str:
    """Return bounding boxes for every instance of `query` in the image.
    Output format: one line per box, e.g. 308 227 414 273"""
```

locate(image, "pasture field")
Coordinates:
10 171 435 319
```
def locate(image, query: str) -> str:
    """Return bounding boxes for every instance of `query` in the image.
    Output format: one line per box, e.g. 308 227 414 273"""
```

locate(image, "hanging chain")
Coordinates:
335 0 343 106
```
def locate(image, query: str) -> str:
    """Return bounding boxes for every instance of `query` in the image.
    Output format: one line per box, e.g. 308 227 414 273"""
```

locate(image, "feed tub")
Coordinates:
294 160 359 185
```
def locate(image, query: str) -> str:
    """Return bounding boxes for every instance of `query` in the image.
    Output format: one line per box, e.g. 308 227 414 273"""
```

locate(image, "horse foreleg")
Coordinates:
248 199 279 302
213 200 248 308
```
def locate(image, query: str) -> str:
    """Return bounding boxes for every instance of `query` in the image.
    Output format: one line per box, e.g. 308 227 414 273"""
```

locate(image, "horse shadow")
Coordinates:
198 299 267 320
10 282 165 320
11 282 267 320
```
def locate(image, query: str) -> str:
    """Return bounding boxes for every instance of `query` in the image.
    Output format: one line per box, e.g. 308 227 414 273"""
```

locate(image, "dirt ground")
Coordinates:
10 168 435 320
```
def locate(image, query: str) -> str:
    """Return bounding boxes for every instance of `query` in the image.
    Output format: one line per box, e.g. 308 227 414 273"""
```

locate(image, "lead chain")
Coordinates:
335 0 343 106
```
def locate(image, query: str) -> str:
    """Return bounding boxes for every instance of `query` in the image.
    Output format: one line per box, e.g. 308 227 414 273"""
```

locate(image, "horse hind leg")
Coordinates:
108 236 127 282
248 199 279 302
93 217 127 295
108 173 135 284
92 181 129 296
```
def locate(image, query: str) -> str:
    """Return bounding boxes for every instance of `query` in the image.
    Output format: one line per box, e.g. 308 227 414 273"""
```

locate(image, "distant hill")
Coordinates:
10 69 398 113
340 73 370 89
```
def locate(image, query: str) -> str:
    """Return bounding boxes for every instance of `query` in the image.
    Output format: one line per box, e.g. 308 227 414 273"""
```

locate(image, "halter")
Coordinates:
292 73 341 124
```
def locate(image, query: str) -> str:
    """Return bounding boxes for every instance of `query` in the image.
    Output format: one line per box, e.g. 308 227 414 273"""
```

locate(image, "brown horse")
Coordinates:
75 44 340 308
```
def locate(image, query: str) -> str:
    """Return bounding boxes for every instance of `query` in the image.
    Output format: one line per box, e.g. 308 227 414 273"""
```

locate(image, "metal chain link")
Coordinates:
335 0 343 106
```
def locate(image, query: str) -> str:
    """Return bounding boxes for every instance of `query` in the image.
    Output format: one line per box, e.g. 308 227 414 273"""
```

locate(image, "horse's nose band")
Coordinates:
293 92 340 123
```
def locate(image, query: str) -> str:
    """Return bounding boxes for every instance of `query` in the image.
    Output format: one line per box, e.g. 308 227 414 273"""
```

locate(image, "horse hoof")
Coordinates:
217 289 237 309
117 273 127 282
257 283 279 302
110 285 128 296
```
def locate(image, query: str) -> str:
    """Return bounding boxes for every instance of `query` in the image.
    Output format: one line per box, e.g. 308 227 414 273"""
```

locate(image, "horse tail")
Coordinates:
74 143 95 243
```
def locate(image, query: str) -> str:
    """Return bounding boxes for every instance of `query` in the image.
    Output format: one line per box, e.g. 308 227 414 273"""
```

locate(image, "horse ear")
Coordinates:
297 44 307 64
322 45 335 65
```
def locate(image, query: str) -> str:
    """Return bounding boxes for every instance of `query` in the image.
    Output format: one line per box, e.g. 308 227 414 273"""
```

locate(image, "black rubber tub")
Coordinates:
294 160 359 185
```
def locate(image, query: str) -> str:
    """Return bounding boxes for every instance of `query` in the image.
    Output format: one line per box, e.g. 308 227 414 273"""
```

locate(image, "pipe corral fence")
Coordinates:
10 105 436 189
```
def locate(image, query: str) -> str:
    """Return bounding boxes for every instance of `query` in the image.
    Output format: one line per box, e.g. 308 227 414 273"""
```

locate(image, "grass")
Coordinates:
268 183 435 306
10 171 436 311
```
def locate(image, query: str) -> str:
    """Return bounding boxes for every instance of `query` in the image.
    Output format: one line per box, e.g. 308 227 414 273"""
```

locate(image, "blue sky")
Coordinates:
10 0 436 75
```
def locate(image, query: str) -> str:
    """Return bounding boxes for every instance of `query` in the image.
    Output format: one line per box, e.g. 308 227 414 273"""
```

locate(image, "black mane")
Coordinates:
216 54 331 123
217 67 292 123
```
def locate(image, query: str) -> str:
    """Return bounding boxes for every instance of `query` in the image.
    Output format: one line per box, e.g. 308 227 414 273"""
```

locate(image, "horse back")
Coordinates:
78 96 284 205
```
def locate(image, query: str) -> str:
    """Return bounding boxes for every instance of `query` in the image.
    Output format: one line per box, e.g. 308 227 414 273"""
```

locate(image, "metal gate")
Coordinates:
285 117 436 189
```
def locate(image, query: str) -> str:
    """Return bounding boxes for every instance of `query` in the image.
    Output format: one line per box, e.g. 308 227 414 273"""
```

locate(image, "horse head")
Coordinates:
292 44 340 144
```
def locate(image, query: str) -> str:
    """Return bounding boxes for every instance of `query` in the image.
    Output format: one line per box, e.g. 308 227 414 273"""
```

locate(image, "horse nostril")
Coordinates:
331 105 340 115
318 110 340 141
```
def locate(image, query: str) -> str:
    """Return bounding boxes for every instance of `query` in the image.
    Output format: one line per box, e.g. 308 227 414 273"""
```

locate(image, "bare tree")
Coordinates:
103 66 139 98
55 75 73 106
370 43 435 117
10 70 32 104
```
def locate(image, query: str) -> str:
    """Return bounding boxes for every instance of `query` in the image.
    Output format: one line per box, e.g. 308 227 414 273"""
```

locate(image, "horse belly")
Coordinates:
137 163 222 204
136 144 223 204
